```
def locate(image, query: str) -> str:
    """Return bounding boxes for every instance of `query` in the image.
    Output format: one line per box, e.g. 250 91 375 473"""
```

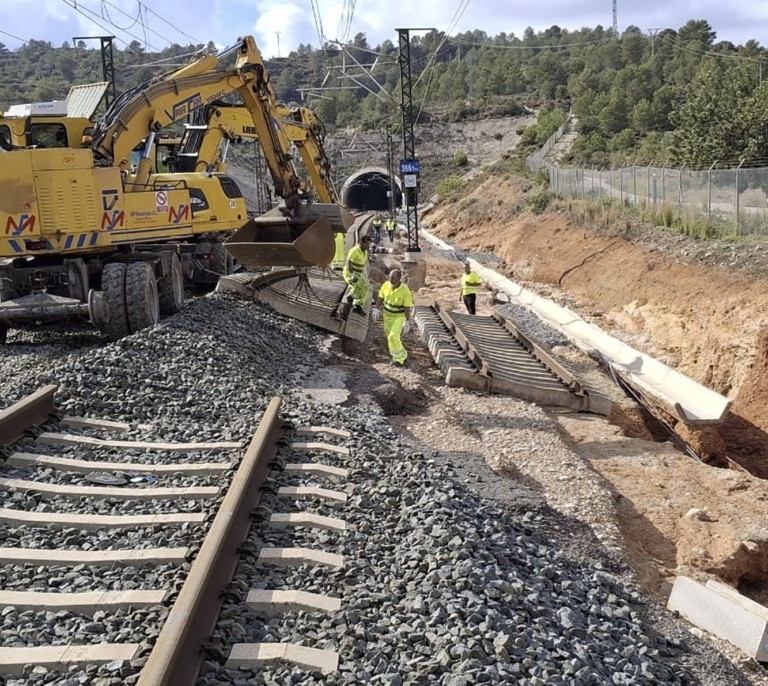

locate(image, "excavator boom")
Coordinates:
90 36 346 267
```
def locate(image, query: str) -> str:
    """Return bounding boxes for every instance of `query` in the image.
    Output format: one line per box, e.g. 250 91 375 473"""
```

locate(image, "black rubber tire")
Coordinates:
211 242 234 276
101 262 130 341
0 265 13 303
158 254 184 315
126 261 160 334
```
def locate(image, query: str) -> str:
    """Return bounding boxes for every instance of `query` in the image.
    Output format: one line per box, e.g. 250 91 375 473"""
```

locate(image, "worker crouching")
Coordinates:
373 268 414 367
343 235 373 314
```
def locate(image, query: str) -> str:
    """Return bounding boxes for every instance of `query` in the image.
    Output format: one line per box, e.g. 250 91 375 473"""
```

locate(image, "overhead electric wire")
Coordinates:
660 32 764 65
60 0 160 51
100 0 142 32
0 29 29 45
143 4 202 45
454 36 616 50
309 0 327 48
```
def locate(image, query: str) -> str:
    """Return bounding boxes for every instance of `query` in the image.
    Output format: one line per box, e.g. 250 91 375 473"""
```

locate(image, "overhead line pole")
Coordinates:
396 27 433 290
73 35 117 109
397 27 433 253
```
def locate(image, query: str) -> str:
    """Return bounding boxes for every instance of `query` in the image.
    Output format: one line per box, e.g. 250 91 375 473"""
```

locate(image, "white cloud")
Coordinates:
4 0 768 56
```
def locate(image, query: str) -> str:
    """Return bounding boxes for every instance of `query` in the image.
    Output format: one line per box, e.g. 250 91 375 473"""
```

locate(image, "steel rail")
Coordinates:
0 384 57 446
491 312 584 393
136 396 286 686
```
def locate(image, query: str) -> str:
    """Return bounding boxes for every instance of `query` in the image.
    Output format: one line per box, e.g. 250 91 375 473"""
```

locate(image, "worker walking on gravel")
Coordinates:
372 268 414 367
459 261 482 315
343 234 373 315
372 215 383 243
386 217 396 243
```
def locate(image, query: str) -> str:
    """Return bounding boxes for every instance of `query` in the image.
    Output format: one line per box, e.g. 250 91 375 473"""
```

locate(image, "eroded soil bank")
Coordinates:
420 176 768 600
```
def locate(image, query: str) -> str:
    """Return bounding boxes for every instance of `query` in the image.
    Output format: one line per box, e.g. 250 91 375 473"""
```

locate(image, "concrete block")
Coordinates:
246 589 341 615
668 575 768 661
295 426 351 438
228 642 338 674
291 441 350 455
269 513 346 532
283 463 349 479
0 644 138 676
277 486 347 503
258 547 344 569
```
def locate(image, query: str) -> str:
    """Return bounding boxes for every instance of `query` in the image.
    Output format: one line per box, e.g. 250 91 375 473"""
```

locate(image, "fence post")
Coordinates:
581 168 585 199
736 159 745 234
619 164 625 204
677 163 686 216
632 158 639 207
662 160 668 204
647 161 653 206
609 166 614 200
707 161 717 224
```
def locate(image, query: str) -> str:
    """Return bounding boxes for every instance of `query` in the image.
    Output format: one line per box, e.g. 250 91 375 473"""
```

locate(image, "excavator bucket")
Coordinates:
225 204 354 268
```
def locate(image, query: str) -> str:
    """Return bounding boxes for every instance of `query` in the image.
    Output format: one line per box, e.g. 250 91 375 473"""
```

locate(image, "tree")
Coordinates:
670 60 755 166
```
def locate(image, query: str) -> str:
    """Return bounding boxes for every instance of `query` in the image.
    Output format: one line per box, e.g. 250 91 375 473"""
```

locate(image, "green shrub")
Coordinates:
437 176 464 198
529 189 555 214
453 150 468 166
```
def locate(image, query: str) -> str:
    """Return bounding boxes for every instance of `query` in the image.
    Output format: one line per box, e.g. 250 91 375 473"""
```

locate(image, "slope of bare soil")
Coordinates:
419 175 768 610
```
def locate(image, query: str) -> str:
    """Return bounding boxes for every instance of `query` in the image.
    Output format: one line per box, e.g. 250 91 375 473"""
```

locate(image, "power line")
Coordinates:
0 29 28 45
60 0 159 51
143 3 202 46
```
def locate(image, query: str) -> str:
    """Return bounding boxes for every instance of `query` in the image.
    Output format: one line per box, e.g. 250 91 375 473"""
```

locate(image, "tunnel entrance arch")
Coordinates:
340 167 402 212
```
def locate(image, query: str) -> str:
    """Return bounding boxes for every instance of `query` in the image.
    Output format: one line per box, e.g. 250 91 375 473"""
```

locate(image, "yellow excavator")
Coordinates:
166 102 339 204
159 101 347 268
0 36 350 342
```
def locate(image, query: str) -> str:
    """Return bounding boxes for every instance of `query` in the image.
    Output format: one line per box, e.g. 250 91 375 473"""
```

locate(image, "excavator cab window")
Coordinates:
189 188 210 215
30 123 67 148
217 175 243 199
0 125 9 148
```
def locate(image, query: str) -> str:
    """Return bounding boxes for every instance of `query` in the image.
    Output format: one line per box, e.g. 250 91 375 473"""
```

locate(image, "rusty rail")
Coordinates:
0 384 57 446
136 396 285 686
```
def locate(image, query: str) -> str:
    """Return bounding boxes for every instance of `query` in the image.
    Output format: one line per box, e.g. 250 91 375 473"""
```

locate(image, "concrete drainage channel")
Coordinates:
419 228 768 665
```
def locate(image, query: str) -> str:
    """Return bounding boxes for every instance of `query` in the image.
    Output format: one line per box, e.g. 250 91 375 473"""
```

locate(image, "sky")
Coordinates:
2 0 768 60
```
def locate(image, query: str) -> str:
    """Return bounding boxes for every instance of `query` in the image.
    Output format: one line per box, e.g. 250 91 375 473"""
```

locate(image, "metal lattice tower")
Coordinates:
397 28 420 252
612 0 618 35
385 127 396 220
73 36 117 109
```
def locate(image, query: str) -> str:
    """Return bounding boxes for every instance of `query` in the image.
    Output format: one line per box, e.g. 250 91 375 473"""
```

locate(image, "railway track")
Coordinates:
0 386 354 684
217 213 381 342
414 303 612 415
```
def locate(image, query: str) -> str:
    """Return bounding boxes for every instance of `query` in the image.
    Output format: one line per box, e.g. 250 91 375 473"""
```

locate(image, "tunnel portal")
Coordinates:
340 167 402 212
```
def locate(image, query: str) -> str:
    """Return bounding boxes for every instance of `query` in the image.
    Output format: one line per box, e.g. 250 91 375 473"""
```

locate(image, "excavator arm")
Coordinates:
175 102 341 205
90 36 306 215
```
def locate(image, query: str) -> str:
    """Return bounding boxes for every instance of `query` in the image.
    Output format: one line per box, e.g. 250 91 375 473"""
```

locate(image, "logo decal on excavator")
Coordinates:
5 214 36 235
165 93 204 122
169 205 190 224
100 189 124 231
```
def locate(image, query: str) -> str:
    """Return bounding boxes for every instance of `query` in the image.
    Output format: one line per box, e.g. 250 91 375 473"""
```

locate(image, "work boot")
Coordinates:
352 304 364 315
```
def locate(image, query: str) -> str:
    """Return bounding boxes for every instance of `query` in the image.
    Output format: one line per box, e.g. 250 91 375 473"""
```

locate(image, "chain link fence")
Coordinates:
527 129 768 235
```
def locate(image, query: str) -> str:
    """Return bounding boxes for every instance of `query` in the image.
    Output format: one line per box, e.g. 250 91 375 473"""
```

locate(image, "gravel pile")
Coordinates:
0 294 334 686
0 291 752 685
201 411 749 686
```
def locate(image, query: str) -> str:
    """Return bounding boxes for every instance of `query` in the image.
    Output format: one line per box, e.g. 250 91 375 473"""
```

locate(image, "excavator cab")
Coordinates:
225 203 353 268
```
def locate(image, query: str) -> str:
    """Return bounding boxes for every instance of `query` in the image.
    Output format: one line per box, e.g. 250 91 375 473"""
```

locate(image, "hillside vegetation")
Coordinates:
1 19 767 170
